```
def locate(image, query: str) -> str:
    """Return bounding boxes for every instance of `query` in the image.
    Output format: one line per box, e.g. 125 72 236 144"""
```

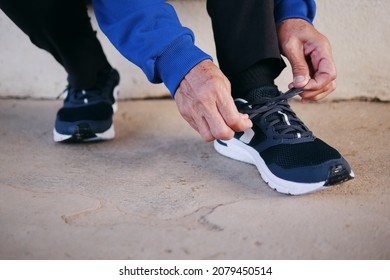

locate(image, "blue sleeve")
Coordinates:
274 0 316 24
92 0 212 96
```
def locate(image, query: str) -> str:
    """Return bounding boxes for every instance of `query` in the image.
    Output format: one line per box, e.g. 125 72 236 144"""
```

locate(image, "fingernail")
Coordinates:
294 76 306 84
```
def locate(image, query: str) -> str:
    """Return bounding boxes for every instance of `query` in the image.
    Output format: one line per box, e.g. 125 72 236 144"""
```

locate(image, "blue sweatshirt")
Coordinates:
92 0 316 96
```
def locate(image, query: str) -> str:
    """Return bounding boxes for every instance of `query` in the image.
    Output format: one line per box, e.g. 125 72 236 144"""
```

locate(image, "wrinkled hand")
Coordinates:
277 19 337 102
174 60 252 142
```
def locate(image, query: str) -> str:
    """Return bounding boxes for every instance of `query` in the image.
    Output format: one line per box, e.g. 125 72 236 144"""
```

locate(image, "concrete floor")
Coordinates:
0 98 389 260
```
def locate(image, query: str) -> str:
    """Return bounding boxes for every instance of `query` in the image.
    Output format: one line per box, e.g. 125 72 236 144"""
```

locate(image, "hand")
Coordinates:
174 60 252 142
277 19 337 103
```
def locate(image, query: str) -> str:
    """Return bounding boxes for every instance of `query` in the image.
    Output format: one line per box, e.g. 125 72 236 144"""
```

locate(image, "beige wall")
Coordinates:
0 0 389 100
309 0 390 101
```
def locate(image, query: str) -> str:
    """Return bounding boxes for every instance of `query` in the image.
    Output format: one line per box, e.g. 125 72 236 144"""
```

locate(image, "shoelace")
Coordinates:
236 88 313 139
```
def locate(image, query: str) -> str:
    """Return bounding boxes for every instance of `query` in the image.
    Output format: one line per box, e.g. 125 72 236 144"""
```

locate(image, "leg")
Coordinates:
0 0 110 89
207 0 285 98
208 0 354 195
1 0 120 142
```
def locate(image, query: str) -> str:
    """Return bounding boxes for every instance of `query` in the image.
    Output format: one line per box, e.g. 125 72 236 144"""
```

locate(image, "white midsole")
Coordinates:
214 138 327 195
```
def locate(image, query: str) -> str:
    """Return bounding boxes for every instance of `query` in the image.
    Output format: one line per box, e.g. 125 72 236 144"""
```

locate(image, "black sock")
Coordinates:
230 58 284 100
242 85 280 102
70 63 113 91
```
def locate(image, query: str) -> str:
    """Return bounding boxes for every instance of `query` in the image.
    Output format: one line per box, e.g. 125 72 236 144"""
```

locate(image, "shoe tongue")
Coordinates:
242 86 280 102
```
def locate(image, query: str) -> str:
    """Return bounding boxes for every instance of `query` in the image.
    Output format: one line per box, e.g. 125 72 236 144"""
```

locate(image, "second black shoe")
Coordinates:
53 68 120 142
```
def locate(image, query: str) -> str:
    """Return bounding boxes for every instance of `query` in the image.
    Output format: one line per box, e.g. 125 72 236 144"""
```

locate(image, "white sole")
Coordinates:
53 124 115 143
214 138 332 195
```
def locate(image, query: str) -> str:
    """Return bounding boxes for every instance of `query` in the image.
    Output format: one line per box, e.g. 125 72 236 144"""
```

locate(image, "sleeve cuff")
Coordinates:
155 35 212 97
274 0 316 25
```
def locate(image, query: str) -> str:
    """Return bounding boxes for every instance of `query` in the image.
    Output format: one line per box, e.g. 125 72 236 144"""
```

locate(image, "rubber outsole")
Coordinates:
53 123 115 143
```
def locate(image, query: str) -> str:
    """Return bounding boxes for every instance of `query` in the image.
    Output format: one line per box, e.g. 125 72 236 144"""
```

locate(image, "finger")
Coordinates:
301 80 336 100
216 96 252 133
284 39 311 88
225 112 253 133
216 75 252 132
206 110 235 140
195 116 215 142
304 49 337 91
179 103 215 141
301 81 336 99
184 115 199 133
301 91 331 103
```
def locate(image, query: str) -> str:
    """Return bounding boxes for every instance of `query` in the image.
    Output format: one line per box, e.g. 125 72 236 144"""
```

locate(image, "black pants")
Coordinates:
207 0 286 96
0 0 110 90
0 0 284 94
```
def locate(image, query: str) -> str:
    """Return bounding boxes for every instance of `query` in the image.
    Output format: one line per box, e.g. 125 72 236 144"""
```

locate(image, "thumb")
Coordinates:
287 48 311 88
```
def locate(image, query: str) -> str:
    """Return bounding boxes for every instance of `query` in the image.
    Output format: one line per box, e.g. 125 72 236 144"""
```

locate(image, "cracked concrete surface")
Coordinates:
0 98 389 259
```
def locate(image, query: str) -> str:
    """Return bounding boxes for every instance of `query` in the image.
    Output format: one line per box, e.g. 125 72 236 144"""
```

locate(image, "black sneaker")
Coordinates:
53 68 120 142
214 87 354 195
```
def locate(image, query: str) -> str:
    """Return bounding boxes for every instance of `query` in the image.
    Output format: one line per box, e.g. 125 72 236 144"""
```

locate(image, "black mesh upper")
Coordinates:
57 102 113 122
260 138 341 168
